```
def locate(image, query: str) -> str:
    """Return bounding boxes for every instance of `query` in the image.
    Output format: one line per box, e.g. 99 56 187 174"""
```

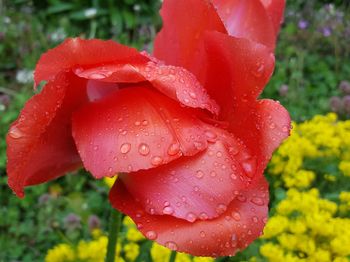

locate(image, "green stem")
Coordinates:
105 208 122 262
169 251 177 262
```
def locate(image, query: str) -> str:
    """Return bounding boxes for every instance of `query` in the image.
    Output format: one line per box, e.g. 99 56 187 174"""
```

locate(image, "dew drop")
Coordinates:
252 216 259 223
205 130 217 141
189 91 197 99
165 241 178 251
282 125 289 132
253 62 265 78
89 73 108 79
231 234 238 247
199 212 209 220
216 204 227 214
251 197 264 206
269 122 276 129
242 158 256 178
93 145 99 151
142 120 149 126
8 126 23 139
200 231 206 238
196 170 205 179
151 156 163 166
146 230 158 240
232 211 241 221
210 171 217 177
120 143 131 154
163 206 174 215
138 143 150 156
186 212 196 222
167 143 180 156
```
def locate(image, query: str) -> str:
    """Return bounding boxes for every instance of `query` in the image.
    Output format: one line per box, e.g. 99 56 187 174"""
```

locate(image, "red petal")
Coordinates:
75 54 220 115
201 32 275 118
227 99 291 175
211 0 276 50
154 0 226 69
260 0 286 34
34 38 146 86
71 86 210 178
6 73 88 197
110 174 269 257
120 127 252 222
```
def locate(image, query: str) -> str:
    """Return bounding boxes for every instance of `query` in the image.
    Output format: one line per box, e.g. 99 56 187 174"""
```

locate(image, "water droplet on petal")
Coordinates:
242 158 256 178
8 126 23 139
151 156 163 166
163 206 174 215
282 125 289 132
196 170 204 179
120 143 131 154
93 145 99 151
165 241 178 251
252 216 259 223
199 212 209 220
251 197 264 206
138 143 150 156
89 73 108 79
231 234 238 247
200 231 206 238
210 171 217 177
146 230 158 240
205 130 217 141
167 143 180 156
186 212 196 222
232 211 241 221
142 120 149 126
189 92 197 99
216 204 227 214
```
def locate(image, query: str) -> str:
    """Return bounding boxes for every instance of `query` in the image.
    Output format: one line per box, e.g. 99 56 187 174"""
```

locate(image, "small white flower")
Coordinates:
16 69 33 84
84 8 97 19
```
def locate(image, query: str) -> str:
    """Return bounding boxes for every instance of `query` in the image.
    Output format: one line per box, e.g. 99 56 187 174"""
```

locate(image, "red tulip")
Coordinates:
6 0 290 257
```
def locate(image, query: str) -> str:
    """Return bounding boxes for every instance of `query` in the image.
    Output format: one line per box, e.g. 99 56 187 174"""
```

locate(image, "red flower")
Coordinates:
6 0 290 257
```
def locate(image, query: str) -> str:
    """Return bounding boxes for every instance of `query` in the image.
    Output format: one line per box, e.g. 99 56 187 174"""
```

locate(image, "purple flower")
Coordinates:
64 213 81 231
279 84 289 97
322 27 332 37
88 215 101 231
329 96 342 113
339 81 350 95
343 96 350 114
298 20 309 30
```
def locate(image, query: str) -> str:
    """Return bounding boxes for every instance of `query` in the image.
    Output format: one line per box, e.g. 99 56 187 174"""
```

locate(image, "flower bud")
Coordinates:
279 84 289 97
63 213 81 231
88 215 101 231
329 96 342 113
343 95 350 114
339 80 350 95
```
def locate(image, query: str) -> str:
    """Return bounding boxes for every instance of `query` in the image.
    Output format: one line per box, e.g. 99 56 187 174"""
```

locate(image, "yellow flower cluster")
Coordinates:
261 189 350 262
45 229 124 262
269 113 350 188
339 191 350 214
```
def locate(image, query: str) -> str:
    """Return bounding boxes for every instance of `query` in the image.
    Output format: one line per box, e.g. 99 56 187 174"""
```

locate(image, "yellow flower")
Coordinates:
339 161 350 177
124 243 140 261
260 243 285 262
262 215 289 238
126 227 145 242
45 244 75 262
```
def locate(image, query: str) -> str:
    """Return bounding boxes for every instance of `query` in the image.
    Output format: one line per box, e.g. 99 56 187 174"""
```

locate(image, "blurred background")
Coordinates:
0 0 350 261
